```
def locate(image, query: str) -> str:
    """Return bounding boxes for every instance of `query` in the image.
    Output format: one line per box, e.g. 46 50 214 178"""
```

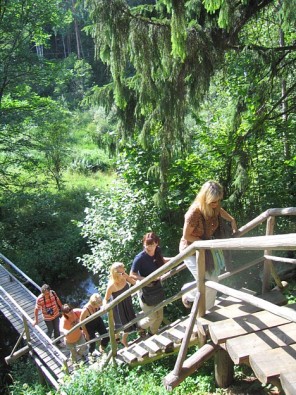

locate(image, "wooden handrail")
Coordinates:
264 254 296 264
59 232 296 341
0 286 67 364
234 207 296 238
0 253 41 292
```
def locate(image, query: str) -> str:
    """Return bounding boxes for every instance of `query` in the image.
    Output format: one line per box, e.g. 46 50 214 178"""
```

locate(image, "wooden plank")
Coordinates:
141 338 161 354
280 369 296 395
120 348 138 363
166 327 186 343
249 344 296 384
209 309 291 344
153 334 174 350
130 343 149 358
197 301 260 336
226 322 296 364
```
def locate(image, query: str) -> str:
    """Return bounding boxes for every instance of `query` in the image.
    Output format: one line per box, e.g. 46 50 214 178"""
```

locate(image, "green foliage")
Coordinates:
8 359 54 395
1 97 73 191
0 190 90 284
69 149 113 174
59 359 216 395
51 55 94 108
85 0 296 209
78 178 170 289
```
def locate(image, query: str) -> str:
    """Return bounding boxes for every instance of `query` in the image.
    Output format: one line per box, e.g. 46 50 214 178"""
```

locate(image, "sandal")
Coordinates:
138 329 146 338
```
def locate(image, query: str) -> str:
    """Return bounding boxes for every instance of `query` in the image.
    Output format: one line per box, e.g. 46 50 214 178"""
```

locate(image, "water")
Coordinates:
54 269 101 307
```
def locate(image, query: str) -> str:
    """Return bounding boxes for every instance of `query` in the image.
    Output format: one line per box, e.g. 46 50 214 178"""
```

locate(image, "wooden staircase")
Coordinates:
116 316 200 365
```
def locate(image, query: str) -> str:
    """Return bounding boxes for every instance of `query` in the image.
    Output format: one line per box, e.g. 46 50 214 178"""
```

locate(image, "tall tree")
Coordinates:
85 0 296 202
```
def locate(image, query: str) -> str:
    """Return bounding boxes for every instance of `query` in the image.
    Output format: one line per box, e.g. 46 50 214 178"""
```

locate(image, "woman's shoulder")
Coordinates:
133 250 145 263
185 206 202 221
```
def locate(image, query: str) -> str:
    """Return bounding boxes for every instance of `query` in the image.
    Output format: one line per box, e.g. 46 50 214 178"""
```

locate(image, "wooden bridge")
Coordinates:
1 208 296 394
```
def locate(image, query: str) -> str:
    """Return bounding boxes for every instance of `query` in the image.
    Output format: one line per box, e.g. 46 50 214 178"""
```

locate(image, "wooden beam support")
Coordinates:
163 342 218 391
5 345 30 364
214 348 234 388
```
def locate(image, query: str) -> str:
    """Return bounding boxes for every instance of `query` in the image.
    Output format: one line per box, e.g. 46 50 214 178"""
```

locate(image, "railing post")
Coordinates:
23 315 31 346
172 291 200 378
108 309 117 359
262 216 276 293
197 250 206 317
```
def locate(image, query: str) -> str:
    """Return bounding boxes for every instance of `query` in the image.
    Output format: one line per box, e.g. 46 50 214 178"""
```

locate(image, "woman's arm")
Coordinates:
103 283 114 305
123 272 136 285
220 208 238 233
129 270 144 281
79 308 89 339
182 222 202 243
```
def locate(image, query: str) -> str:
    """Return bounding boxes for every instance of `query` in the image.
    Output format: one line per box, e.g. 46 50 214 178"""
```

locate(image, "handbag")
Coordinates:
205 249 226 274
141 280 165 306
201 214 227 273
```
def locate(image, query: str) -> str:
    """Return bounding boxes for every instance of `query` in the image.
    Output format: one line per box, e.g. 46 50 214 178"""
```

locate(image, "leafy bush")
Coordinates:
68 149 113 174
78 178 170 290
59 359 216 395
8 359 54 395
0 190 90 284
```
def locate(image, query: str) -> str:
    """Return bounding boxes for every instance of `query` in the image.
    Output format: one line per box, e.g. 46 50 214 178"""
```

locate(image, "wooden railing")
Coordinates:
1 208 296 374
59 208 296 363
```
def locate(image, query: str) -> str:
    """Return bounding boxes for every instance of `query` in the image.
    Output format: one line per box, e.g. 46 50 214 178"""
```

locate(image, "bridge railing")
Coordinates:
59 207 296 361
0 284 69 387
0 253 41 292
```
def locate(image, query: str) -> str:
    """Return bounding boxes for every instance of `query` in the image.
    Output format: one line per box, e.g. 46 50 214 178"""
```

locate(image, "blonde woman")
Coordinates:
104 262 136 347
179 181 237 309
80 293 109 357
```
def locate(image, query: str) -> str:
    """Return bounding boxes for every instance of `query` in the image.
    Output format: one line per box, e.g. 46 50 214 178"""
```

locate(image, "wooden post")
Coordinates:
214 348 234 388
108 309 117 359
197 250 206 317
172 291 200 377
163 342 218 390
23 315 31 344
262 216 275 293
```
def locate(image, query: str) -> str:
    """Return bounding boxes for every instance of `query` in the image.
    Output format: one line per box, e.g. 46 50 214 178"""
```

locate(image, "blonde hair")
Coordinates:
110 262 125 282
89 293 102 307
191 181 223 218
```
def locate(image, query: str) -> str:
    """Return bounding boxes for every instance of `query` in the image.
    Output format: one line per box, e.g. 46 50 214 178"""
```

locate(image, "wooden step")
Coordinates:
226 322 296 364
197 290 288 337
208 309 293 344
280 369 296 395
166 326 186 343
120 348 138 363
153 334 174 351
130 343 149 358
249 344 296 385
141 337 161 354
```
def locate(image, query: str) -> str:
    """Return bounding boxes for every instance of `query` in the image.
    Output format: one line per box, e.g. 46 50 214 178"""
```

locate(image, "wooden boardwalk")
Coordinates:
2 249 296 393
0 263 68 388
